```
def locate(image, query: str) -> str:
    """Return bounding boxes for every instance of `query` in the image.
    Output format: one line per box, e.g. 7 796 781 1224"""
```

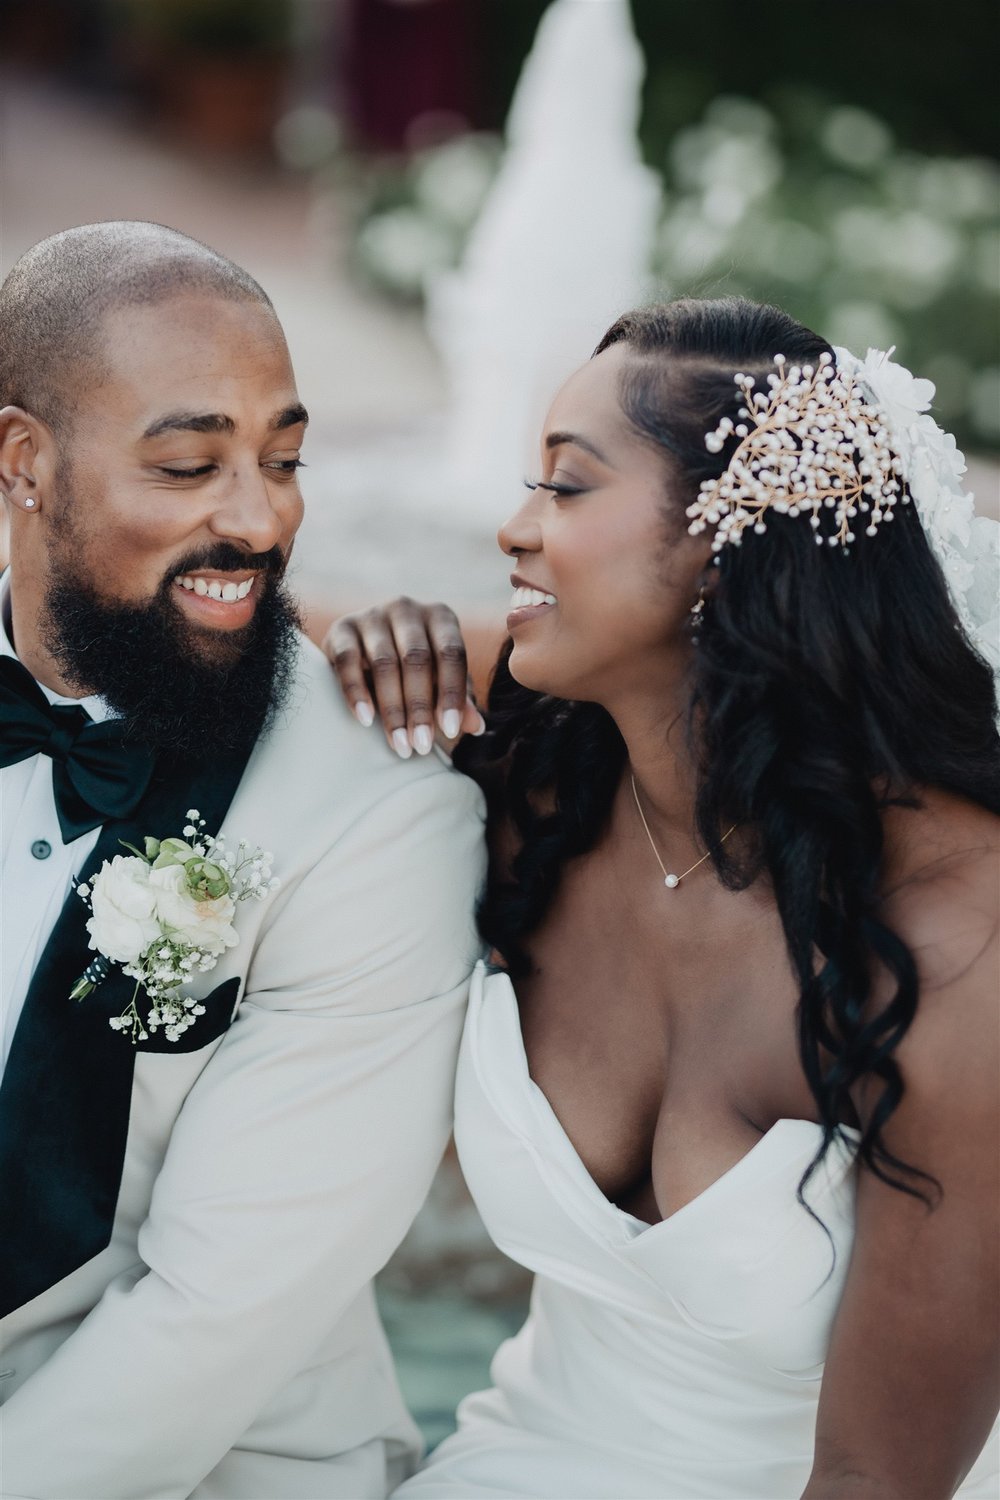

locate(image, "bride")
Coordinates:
328 297 999 1498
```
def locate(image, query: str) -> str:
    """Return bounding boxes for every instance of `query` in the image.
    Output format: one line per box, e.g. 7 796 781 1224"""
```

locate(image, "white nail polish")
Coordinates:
472 714 487 737
442 709 461 739
413 724 433 756
392 728 412 759
354 701 374 728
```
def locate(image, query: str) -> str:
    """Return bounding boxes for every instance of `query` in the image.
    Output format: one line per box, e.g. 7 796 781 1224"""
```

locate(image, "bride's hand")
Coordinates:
324 598 485 759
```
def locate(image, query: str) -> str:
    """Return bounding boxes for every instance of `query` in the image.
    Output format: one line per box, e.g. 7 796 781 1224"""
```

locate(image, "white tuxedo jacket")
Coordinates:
0 636 485 1499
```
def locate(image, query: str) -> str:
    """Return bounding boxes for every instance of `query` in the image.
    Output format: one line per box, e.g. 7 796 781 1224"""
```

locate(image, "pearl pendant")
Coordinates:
664 873 680 889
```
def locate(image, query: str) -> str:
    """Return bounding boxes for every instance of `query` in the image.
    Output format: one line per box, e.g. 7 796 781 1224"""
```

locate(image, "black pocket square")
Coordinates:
135 977 242 1055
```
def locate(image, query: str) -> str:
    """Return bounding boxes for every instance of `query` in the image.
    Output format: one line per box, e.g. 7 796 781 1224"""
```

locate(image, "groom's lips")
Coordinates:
171 571 262 631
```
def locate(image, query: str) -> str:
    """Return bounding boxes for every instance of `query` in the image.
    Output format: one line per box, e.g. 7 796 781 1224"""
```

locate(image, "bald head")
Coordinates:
0 220 274 436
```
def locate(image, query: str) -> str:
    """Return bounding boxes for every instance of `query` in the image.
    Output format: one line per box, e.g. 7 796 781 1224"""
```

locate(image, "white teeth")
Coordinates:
178 575 255 602
510 586 557 610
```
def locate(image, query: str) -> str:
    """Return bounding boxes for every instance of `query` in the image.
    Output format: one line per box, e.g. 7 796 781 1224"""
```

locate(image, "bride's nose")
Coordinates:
498 496 542 557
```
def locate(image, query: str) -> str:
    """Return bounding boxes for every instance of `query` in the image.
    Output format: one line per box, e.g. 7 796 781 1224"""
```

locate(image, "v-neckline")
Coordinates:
478 964 855 1242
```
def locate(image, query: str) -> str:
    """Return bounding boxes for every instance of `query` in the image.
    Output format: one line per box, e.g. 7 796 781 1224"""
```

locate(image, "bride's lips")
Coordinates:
507 579 557 632
171 571 262 630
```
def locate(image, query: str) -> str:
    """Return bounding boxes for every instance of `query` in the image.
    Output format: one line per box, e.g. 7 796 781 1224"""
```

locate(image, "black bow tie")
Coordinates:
0 655 156 842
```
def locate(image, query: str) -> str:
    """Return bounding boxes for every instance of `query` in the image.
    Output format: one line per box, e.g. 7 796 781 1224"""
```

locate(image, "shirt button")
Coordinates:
31 839 52 860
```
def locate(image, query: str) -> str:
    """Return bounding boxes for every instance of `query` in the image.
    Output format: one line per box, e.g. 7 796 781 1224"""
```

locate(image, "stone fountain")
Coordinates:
426 0 661 523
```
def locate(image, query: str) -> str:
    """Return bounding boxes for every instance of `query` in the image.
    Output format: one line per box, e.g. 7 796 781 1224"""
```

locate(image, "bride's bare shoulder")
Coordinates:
880 786 998 989
882 785 998 882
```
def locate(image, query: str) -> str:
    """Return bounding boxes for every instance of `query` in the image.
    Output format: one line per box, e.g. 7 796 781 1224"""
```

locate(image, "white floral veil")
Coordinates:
838 347 1000 684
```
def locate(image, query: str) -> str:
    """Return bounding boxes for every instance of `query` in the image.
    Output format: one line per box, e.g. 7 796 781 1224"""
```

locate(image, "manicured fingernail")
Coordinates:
412 724 434 756
354 701 374 728
442 709 461 739
472 712 486 736
392 728 412 759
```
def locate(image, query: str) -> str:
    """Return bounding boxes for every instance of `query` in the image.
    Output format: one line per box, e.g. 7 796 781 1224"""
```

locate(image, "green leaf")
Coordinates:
153 837 196 869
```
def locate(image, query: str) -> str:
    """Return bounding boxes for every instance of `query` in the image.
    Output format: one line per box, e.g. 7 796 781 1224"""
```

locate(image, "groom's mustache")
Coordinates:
162 543 287 592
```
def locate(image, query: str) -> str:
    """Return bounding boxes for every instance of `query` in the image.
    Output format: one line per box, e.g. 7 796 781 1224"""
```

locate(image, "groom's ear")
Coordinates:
0 405 55 515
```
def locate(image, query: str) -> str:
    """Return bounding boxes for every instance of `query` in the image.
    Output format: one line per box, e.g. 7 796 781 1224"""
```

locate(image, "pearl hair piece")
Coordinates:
686 351 907 554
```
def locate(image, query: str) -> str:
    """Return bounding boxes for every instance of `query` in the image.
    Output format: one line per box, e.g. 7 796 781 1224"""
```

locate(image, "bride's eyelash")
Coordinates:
523 477 583 497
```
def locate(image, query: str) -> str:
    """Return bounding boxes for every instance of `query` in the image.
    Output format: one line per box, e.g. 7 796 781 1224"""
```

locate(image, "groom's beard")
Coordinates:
41 541 302 759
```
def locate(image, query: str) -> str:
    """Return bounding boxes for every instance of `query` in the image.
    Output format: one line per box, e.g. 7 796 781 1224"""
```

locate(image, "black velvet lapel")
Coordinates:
0 743 254 1318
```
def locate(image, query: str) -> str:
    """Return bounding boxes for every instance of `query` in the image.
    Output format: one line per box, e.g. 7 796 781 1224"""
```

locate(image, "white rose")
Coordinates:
148 863 239 957
86 855 161 965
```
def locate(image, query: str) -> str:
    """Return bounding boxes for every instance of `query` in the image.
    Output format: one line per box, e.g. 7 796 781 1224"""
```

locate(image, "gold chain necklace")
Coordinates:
630 775 736 890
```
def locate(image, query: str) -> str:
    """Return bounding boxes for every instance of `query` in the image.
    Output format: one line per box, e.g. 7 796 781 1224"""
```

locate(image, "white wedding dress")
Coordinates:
397 962 999 1499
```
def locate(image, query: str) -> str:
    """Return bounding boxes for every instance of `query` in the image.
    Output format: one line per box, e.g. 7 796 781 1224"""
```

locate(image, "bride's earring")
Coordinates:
689 583 707 642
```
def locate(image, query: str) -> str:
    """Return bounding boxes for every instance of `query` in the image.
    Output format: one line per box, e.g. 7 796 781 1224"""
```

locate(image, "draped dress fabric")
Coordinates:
397 963 1000 1500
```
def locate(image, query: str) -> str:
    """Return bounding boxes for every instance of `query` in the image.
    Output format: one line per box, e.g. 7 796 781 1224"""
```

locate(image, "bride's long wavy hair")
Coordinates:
457 296 1000 1204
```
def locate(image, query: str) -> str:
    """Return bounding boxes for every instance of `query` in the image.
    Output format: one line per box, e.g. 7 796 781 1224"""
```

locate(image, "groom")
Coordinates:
0 222 484 1498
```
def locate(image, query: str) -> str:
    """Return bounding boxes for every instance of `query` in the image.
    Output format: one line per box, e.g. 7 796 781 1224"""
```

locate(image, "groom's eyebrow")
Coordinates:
142 411 237 439
141 403 309 439
272 402 309 430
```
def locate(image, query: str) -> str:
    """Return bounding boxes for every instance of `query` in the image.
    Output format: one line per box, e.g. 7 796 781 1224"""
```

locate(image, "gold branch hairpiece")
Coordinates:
687 351 908 554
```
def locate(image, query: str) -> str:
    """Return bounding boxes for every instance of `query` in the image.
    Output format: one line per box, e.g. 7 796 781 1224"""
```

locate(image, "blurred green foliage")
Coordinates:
650 95 999 446
351 134 504 300
631 0 998 163
113 0 291 57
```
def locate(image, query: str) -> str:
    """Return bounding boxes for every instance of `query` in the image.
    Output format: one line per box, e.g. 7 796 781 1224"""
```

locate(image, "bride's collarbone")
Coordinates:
543 837 784 966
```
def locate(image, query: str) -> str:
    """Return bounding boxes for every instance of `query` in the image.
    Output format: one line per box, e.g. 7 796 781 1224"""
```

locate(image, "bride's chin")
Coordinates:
507 645 567 699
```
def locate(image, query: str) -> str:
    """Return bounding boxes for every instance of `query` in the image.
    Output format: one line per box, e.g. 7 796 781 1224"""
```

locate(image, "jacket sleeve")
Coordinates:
0 768 485 1499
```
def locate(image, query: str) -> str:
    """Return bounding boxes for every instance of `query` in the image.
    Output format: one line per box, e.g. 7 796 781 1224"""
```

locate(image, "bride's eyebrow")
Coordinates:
544 430 608 463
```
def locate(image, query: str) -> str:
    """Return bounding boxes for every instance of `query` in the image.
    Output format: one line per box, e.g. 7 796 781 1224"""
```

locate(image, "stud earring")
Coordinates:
24 496 36 509
689 582 708 643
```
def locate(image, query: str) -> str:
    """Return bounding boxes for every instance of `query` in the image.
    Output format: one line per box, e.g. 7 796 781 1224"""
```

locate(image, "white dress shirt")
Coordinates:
0 571 113 1072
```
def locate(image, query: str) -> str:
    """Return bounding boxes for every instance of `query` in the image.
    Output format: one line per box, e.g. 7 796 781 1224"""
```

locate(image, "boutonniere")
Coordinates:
70 811 278 1045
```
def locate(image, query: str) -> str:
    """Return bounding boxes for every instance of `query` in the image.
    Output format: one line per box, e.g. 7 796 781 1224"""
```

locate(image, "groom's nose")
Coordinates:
208 467 300 556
